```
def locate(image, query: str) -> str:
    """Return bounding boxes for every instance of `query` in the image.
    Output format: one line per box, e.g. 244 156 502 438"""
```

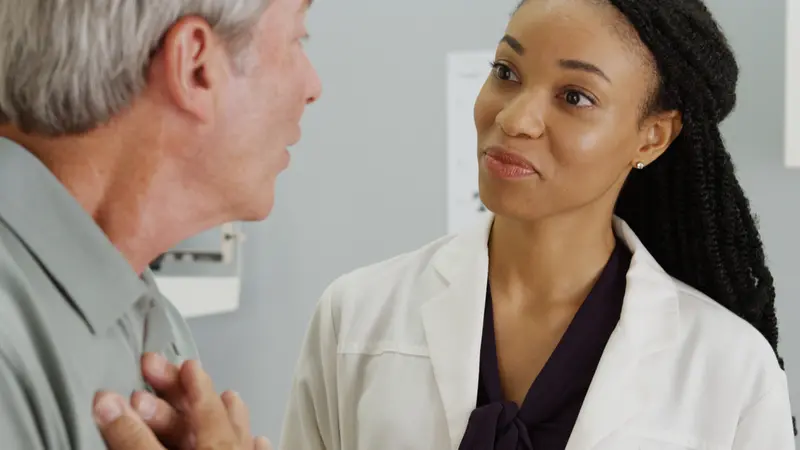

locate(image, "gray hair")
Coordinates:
0 0 269 136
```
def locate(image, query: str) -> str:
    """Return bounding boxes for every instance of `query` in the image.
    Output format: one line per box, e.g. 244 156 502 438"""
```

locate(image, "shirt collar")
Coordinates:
0 138 148 333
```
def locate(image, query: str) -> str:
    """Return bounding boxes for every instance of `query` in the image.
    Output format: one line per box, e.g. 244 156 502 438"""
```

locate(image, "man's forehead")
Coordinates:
264 0 310 17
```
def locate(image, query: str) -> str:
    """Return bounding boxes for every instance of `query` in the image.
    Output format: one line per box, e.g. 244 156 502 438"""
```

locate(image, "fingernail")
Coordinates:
93 394 124 426
150 353 167 375
221 390 238 406
135 394 157 420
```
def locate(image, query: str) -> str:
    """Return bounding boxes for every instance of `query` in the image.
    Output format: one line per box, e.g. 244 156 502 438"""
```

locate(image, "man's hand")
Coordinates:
93 358 271 449
131 353 270 449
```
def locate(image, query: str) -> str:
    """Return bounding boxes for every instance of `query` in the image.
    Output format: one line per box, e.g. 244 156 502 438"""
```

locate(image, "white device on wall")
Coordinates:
150 222 245 318
786 0 800 167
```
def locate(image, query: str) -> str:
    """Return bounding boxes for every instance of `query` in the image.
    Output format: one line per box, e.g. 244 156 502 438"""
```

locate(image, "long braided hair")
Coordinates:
516 0 793 431
608 0 785 367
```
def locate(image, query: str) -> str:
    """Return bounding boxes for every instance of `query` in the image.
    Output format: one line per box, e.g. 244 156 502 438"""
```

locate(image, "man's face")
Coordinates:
211 0 321 220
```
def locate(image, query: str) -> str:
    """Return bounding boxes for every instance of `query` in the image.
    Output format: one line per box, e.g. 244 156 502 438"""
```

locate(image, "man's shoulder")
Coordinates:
0 217 28 279
0 224 57 399
0 231 55 449
0 222 40 349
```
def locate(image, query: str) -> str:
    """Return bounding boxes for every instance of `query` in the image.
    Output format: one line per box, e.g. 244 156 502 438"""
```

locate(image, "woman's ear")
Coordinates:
631 110 683 169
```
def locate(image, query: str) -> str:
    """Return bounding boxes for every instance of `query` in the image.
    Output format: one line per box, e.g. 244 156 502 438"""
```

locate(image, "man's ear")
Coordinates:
631 110 683 169
155 16 226 124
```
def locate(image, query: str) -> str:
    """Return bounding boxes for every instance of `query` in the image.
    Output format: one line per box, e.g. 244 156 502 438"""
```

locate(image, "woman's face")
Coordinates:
474 0 677 222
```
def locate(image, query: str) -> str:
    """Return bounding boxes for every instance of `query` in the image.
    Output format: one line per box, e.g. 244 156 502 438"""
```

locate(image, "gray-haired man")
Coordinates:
0 0 320 448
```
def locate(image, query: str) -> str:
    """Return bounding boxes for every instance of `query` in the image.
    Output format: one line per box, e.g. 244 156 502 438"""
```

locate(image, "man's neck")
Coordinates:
0 125 224 274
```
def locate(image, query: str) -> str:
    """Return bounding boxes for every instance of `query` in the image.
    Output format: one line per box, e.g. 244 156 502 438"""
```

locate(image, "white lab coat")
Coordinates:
280 215 795 450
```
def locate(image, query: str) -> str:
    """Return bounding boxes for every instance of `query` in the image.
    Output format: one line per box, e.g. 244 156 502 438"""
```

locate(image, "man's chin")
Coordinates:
280 147 291 170
234 193 275 222
250 201 275 222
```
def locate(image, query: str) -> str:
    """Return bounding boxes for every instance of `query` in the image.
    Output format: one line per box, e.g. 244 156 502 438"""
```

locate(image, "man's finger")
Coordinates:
93 391 165 449
221 390 251 443
180 360 236 444
141 353 180 391
254 436 272 450
130 390 185 445
141 353 183 404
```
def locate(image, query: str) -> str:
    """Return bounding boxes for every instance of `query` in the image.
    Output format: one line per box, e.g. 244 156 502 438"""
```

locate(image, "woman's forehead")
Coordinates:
504 0 652 81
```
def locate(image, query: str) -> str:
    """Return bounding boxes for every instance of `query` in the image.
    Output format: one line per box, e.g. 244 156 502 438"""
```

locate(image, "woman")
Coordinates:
280 0 795 448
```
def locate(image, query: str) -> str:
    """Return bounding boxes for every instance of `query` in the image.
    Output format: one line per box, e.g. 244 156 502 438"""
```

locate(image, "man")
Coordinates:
0 0 320 448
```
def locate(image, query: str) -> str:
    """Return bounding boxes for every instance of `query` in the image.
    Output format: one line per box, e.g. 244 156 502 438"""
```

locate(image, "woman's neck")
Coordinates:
487 211 618 311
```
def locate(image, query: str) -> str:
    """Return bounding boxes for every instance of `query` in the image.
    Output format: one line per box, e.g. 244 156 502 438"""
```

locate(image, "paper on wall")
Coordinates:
446 50 495 234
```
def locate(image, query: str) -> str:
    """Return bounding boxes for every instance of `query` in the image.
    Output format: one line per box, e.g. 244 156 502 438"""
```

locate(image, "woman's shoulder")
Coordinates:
312 230 476 353
669 277 786 384
324 231 459 305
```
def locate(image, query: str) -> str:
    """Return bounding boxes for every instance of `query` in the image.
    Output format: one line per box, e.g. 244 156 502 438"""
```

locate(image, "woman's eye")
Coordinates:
564 90 594 107
491 62 519 82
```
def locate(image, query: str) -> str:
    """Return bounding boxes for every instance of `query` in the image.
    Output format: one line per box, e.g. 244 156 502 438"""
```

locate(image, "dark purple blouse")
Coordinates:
458 241 632 450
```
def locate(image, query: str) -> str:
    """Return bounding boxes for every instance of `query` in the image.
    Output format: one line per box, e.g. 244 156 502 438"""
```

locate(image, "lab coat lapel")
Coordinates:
564 325 640 450
566 218 680 450
421 217 493 449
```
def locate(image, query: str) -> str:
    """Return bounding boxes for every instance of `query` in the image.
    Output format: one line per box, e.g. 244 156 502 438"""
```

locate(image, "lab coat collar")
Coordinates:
421 217 492 448
421 214 680 449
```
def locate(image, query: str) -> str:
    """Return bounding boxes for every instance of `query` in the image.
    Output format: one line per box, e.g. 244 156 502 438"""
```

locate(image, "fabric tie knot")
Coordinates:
458 402 533 450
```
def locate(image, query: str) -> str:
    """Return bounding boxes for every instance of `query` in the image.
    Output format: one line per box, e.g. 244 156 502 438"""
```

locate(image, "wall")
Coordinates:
186 0 800 443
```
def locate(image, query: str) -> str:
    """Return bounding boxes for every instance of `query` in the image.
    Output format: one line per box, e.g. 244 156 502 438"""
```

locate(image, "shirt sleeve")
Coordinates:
279 283 341 450
0 347 47 450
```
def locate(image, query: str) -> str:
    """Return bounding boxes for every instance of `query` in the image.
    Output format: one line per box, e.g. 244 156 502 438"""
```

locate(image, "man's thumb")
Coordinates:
93 391 164 449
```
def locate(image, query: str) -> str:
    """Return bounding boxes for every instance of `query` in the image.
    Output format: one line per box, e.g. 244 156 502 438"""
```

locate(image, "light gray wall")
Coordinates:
187 0 800 443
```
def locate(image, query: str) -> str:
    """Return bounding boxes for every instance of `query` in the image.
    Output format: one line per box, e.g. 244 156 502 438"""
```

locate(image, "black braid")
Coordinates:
607 0 785 366
513 0 794 433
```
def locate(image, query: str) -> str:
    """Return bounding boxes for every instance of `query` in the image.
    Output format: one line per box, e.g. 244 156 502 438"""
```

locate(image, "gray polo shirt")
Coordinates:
0 138 200 449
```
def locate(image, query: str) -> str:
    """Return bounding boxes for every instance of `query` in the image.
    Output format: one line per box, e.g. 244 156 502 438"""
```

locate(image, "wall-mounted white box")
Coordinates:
151 223 244 319
156 275 240 319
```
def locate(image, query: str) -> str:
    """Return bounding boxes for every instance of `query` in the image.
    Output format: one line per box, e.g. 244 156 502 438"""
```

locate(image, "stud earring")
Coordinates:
635 162 645 169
